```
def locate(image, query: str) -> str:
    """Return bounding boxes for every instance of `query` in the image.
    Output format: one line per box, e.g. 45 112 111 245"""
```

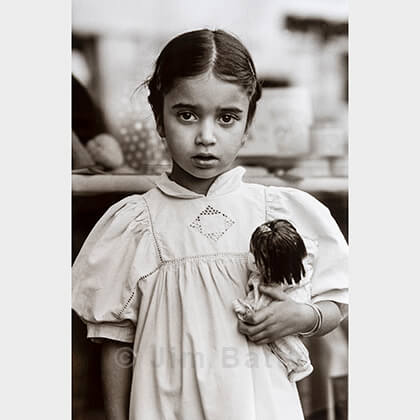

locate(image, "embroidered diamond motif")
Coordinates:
190 205 235 241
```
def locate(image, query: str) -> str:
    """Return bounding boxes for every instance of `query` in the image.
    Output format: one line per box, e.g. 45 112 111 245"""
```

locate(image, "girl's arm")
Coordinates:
101 340 133 420
237 285 343 345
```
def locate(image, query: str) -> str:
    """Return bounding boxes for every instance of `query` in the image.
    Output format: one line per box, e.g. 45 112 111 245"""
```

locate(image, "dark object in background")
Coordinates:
72 74 126 171
260 77 291 88
305 374 348 420
72 132 96 170
284 15 348 43
341 53 348 103
332 375 348 420
72 74 107 145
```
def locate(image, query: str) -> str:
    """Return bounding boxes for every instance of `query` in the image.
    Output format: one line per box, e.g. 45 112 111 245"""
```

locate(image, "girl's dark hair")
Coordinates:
145 28 261 130
250 219 307 286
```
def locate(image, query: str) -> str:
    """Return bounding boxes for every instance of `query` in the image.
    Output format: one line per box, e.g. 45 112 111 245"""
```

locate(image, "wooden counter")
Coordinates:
72 173 348 196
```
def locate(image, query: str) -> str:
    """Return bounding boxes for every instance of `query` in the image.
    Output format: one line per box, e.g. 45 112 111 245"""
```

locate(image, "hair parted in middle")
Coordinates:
145 28 262 132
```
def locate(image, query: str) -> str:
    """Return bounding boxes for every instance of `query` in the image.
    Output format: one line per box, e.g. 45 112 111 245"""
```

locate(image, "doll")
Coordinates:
233 219 314 382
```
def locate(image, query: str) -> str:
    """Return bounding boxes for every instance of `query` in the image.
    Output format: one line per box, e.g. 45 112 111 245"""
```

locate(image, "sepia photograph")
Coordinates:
4 1 420 419
71 1 349 419
6 2 420 420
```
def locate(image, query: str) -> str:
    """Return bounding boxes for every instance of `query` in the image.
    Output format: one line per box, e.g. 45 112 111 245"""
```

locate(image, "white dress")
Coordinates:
72 166 348 420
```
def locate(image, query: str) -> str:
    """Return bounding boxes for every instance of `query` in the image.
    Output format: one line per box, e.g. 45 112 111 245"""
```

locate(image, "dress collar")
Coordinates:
155 166 246 199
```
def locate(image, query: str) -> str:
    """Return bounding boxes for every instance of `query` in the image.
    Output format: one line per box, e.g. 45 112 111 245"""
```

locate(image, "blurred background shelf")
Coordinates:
72 173 348 196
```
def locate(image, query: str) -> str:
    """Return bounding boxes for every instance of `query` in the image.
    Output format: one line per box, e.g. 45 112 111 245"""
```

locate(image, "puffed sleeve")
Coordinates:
72 194 160 343
266 187 348 318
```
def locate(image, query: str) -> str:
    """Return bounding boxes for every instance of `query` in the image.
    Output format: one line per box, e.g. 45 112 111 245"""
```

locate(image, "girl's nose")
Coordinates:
195 120 216 146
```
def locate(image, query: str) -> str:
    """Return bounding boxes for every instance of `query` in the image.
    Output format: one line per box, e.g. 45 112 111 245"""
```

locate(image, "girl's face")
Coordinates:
159 71 250 195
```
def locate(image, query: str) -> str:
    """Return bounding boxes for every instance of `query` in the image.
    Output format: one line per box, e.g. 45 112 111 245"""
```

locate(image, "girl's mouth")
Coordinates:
192 154 219 167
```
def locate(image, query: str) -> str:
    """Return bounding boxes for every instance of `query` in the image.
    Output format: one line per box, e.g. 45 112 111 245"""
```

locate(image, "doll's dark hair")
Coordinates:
250 219 307 286
145 28 262 131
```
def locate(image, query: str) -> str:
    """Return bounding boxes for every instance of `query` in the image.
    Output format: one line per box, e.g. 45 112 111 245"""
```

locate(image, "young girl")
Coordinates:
72 29 348 420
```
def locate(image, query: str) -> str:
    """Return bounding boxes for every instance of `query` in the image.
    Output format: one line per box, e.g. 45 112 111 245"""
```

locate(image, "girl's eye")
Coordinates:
218 114 238 125
178 111 197 122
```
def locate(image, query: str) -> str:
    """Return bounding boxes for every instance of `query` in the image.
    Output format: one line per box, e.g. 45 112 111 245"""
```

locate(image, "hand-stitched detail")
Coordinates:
190 204 235 241
116 266 160 319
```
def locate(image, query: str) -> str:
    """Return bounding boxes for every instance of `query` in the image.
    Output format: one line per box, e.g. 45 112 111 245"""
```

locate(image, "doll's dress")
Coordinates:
72 166 348 420
232 250 315 382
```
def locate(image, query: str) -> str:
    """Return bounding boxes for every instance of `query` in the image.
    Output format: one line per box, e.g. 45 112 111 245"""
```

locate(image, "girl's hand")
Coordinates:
237 285 316 345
